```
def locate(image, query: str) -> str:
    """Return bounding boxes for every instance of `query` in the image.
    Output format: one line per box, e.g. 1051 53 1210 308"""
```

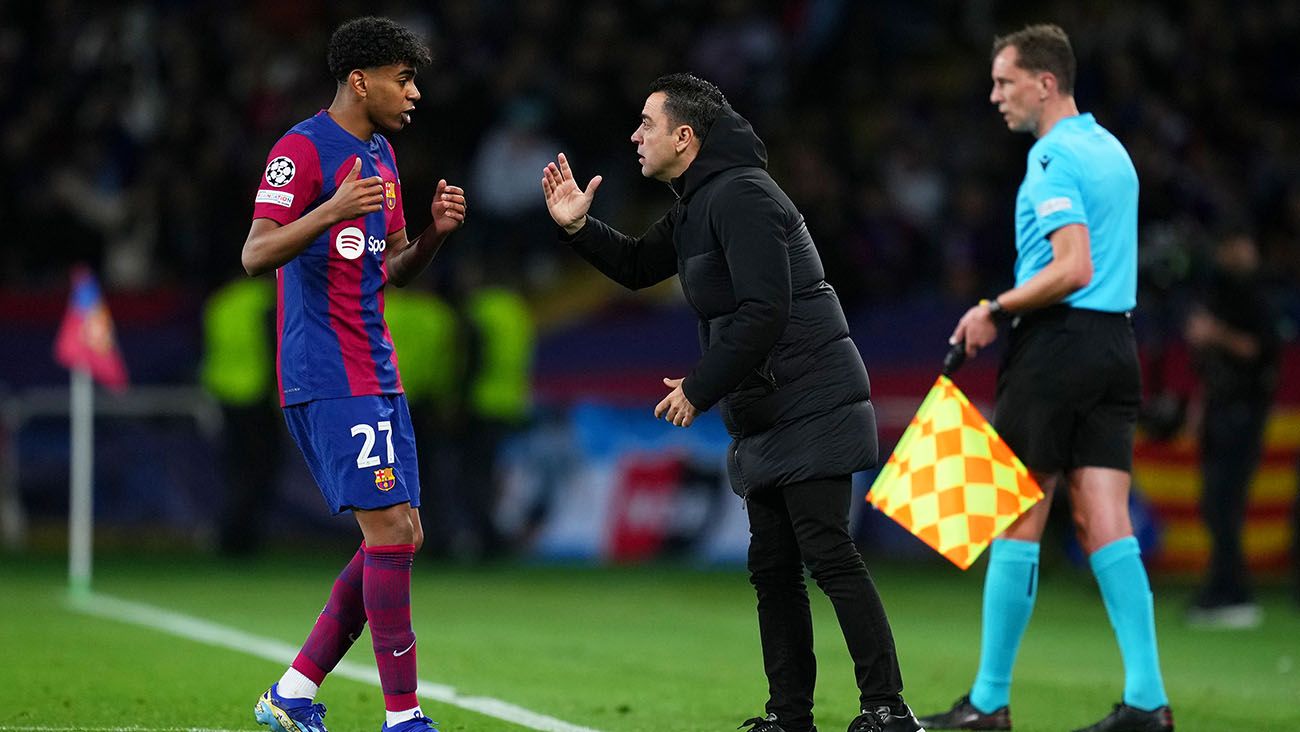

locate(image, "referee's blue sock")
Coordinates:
1090 536 1169 710
969 538 1039 713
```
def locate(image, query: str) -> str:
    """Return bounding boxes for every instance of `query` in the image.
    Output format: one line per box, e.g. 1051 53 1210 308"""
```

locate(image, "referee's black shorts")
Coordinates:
992 305 1140 475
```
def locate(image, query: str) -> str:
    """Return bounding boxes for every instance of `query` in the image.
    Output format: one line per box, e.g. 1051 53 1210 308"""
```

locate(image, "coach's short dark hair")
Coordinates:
328 16 432 83
993 24 1076 94
648 73 729 144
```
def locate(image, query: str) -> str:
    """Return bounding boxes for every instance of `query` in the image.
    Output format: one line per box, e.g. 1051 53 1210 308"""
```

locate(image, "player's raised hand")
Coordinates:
542 153 602 234
330 157 384 221
431 179 466 238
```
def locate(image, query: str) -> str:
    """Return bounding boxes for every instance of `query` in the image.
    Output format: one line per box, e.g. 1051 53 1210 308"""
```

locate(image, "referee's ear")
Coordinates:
1037 70 1061 100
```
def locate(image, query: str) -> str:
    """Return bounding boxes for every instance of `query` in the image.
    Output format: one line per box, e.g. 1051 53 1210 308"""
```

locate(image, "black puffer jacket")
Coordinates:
563 106 877 496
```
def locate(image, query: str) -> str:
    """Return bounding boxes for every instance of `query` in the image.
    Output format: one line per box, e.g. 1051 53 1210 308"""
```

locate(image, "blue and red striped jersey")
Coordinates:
252 111 408 406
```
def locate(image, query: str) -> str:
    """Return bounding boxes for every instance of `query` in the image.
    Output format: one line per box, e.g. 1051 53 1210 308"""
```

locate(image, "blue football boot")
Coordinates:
254 684 329 732
380 713 440 732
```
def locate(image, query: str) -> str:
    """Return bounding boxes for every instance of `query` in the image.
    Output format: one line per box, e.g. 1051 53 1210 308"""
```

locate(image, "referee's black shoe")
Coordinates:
737 713 813 732
915 696 1010 730
1071 703 1173 732
847 704 925 732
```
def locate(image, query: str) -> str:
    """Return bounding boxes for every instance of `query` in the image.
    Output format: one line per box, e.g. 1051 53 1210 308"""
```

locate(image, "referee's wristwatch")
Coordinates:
980 297 1013 323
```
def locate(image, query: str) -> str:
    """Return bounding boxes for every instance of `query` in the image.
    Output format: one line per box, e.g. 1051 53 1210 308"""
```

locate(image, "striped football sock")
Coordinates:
364 543 421 716
287 544 368 695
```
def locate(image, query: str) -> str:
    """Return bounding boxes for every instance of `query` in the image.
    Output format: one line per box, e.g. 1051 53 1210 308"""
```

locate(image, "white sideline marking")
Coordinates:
67 593 604 732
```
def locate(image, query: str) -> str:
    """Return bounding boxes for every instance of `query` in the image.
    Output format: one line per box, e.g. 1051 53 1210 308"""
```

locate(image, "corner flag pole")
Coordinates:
68 368 94 596
54 265 129 595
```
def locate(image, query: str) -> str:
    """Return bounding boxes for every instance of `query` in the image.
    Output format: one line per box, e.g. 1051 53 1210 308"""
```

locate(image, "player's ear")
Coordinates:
349 69 367 98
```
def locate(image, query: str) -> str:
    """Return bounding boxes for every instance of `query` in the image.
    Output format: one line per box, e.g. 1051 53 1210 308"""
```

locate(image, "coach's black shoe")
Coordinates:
848 704 925 732
915 696 1010 730
738 713 813 732
1071 703 1173 732
846 709 882 732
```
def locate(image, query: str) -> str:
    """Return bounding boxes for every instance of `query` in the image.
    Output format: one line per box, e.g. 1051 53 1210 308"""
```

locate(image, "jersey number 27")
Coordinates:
351 421 394 468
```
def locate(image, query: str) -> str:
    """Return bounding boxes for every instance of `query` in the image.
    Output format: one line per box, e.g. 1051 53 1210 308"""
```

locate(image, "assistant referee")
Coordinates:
917 24 1174 732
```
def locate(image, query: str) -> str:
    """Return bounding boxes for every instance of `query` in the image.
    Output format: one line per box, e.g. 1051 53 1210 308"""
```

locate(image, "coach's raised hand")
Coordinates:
542 152 603 235
330 157 385 221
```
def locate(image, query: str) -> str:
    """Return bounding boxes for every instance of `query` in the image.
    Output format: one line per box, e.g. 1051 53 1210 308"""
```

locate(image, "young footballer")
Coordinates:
242 16 466 732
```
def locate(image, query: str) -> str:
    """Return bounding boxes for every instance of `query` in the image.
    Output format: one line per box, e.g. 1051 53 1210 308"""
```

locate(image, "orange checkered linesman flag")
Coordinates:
867 369 1043 569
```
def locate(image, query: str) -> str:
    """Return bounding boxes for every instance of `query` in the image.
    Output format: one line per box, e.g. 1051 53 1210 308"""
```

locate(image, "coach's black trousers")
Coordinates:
746 476 903 730
1199 392 1271 600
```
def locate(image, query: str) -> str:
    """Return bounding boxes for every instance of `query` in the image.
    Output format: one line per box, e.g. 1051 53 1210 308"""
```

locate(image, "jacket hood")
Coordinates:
671 105 768 200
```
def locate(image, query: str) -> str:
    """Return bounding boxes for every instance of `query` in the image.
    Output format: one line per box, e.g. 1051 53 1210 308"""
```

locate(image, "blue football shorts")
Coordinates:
283 393 421 515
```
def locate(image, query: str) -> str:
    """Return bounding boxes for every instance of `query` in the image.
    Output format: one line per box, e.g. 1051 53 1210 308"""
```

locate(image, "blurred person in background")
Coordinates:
468 97 563 271
200 274 280 556
1292 483 1300 611
1184 227 1280 629
542 72 922 732
240 16 465 732
382 280 460 559
920 25 1173 732
448 256 535 561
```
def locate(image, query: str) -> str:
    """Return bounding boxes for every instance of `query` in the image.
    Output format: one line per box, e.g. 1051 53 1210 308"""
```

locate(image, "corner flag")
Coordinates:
54 265 129 390
867 375 1042 569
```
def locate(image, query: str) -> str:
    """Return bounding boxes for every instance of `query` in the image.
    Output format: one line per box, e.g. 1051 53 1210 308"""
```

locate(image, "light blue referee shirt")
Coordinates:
1013 113 1138 312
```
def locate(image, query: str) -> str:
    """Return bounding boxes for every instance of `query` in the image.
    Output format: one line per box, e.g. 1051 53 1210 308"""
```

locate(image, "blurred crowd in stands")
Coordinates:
2 1 1299 581
2 0 1297 315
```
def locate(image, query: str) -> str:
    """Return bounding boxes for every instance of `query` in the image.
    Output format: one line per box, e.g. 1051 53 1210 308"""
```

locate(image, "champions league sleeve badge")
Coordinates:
265 156 296 187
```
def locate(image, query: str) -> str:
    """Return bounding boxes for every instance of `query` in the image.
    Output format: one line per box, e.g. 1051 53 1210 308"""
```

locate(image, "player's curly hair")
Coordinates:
648 73 729 144
328 16 432 83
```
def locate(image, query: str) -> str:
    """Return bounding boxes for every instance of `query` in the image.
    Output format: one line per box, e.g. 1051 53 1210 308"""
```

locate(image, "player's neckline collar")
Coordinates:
317 109 379 147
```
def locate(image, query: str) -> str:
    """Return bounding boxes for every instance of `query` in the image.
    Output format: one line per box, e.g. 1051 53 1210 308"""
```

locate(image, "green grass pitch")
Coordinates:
0 553 1296 731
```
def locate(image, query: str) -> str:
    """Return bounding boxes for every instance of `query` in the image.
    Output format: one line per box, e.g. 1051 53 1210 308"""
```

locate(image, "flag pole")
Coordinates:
69 367 94 596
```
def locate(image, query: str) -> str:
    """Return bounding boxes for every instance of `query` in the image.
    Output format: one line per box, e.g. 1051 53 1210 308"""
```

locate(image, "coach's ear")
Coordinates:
674 124 696 154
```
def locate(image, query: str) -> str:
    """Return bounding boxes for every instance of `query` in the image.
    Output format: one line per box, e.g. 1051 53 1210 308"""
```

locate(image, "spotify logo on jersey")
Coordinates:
335 227 365 260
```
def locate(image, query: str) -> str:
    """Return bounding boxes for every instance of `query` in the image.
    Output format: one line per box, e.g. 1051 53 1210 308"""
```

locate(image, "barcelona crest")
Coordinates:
374 467 396 492
384 180 397 210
